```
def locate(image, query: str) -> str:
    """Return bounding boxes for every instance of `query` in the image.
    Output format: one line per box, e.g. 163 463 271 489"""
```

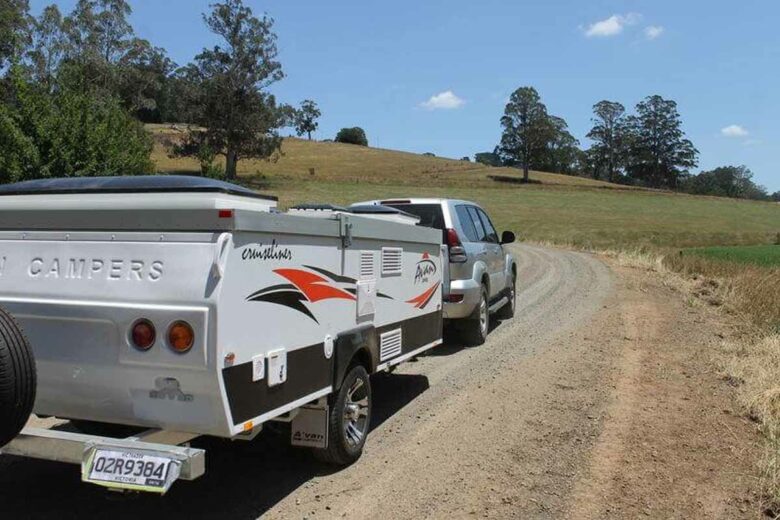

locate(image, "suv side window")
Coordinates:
477 209 499 244
455 205 479 242
466 206 488 242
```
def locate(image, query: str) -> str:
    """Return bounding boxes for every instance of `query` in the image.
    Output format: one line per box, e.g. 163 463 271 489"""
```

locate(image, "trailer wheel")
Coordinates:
0 307 36 448
460 285 489 346
314 364 372 466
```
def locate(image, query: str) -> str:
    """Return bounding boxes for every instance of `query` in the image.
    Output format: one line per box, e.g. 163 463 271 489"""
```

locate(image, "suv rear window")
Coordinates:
383 203 445 229
383 203 446 242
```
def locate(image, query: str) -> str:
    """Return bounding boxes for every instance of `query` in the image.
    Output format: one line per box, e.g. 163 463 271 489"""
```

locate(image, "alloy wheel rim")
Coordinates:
480 295 488 336
343 377 369 447
511 280 516 311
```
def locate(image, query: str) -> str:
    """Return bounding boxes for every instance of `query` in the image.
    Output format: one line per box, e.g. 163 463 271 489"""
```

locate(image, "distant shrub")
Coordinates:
475 152 502 167
422 152 435 157
461 156 471 162
335 127 368 146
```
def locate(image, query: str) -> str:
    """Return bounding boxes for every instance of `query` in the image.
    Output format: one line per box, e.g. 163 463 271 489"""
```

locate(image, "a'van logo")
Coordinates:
149 377 193 402
414 252 436 284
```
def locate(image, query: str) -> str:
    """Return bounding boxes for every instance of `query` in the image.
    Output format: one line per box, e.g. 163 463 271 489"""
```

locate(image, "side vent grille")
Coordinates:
381 247 403 276
359 251 375 279
380 329 402 361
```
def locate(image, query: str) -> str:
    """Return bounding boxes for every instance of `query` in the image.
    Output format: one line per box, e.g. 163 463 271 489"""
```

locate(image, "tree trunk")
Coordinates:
523 162 530 183
307 131 312 140
225 149 238 180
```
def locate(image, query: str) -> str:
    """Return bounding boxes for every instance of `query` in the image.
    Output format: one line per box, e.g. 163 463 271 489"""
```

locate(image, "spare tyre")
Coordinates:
0 306 36 447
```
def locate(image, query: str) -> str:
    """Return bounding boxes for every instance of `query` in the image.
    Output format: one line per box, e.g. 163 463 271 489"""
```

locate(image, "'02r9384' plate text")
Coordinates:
85 449 178 491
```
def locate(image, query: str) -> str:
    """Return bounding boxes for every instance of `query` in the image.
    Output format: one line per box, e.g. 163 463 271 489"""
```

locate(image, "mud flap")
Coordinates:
291 404 329 449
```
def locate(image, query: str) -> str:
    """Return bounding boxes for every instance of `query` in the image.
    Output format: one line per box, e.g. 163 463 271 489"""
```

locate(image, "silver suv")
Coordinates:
354 198 516 345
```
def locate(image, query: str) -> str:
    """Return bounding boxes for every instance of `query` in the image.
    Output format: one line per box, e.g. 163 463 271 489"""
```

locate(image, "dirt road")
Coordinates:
0 245 760 519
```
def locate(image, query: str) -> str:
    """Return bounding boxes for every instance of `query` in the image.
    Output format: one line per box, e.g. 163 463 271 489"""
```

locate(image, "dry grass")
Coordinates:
663 254 780 331
148 125 622 190
599 246 780 507
722 333 780 508
658 253 780 509
147 125 780 250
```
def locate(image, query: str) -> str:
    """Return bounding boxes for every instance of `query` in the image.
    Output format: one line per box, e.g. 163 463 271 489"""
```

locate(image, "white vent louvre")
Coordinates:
380 329 402 361
359 251 375 279
381 247 403 276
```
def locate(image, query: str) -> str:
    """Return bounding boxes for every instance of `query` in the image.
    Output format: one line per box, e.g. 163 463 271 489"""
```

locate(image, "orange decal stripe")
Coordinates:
406 282 441 308
273 268 356 303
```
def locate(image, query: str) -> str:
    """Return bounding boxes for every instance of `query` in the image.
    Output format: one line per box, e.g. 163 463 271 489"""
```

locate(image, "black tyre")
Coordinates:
0 307 36 448
496 273 516 320
313 364 372 466
460 285 489 346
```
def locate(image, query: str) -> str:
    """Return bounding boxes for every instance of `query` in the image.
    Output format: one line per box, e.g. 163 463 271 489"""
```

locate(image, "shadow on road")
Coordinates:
426 317 508 358
0 372 429 520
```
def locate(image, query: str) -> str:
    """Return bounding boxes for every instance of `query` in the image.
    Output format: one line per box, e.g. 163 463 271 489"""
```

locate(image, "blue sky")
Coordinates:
32 0 780 191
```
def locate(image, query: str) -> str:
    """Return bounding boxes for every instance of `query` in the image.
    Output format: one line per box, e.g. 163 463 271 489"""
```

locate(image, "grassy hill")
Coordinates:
149 126 780 250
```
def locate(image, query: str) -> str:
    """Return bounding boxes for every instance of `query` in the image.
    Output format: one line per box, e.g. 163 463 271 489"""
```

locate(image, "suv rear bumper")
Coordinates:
443 278 482 319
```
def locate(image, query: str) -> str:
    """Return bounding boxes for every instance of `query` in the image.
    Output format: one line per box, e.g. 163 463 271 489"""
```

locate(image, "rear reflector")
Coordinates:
168 321 195 353
130 319 156 351
218 209 234 219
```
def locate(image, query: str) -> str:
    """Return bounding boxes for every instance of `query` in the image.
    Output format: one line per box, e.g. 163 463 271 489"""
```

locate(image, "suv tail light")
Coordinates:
446 228 467 263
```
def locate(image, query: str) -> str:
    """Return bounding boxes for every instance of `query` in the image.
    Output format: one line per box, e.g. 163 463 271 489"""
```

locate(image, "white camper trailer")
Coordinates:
0 176 443 493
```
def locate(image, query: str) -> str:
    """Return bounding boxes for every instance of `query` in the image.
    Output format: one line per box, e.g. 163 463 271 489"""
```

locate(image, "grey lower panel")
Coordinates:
223 312 442 426
222 343 333 425
377 311 442 356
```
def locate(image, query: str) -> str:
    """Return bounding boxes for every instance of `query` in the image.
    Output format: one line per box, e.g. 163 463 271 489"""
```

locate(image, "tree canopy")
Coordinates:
624 95 698 189
294 99 321 140
335 127 368 146
586 100 628 182
171 0 288 180
498 87 554 181
680 165 769 200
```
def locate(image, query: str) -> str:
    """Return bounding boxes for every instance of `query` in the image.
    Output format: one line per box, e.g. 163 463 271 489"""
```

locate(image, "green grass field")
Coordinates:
149 126 780 250
682 245 780 267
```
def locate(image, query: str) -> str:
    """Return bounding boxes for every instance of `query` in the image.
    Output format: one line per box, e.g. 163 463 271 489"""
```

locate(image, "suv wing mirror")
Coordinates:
500 231 516 245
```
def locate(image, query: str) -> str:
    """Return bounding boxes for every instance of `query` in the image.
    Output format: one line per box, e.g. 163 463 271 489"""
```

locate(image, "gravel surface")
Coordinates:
0 244 758 519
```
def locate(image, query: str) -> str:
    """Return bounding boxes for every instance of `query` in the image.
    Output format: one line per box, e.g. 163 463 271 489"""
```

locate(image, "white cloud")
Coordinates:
721 124 749 137
584 13 640 37
644 25 664 40
420 90 465 110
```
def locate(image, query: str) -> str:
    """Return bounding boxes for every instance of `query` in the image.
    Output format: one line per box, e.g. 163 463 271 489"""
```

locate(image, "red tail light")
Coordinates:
130 319 156 351
446 228 467 263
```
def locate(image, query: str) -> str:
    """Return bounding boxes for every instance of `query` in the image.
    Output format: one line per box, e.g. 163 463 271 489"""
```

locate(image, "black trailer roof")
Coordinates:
0 175 277 201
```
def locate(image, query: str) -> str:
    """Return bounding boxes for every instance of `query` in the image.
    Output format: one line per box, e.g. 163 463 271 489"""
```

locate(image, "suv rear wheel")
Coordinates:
496 273 516 320
460 285 488 346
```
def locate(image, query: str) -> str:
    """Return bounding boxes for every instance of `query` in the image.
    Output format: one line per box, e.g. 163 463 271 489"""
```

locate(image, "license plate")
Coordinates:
82 448 182 494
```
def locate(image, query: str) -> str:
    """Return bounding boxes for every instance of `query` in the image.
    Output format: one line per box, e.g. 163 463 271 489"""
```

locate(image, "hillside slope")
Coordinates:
149 127 780 249
151 127 625 189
